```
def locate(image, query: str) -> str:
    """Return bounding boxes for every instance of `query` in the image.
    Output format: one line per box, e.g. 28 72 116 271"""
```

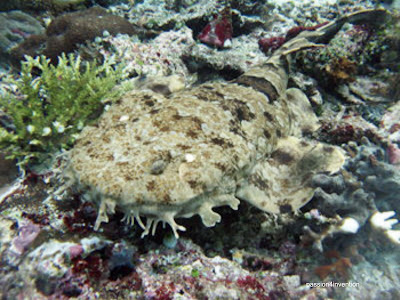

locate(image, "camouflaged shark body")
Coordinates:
67 9 386 237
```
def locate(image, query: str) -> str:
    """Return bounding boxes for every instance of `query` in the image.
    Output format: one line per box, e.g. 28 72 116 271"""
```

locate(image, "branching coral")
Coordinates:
0 53 124 167
370 211 400 244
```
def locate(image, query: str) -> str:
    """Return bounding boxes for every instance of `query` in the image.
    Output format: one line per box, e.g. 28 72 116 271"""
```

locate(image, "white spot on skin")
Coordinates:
201 123 211 134
119 115 129 122
185 153 196 162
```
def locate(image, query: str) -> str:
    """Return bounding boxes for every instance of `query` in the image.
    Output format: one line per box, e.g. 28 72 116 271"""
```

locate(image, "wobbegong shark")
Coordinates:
65 9 387 237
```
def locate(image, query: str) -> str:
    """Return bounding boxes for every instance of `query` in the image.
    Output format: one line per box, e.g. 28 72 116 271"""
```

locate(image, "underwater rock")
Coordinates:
380 100 400 143
0 232 330 299
0 0 86 13
311 138 400 233
0 153 19 200
185 34 267 79
117 0 219 31
319 113 381 145
312 174 376 226
0 10 44 61
11 6 139 63
346 139 400 204
295 12 389 92
133 239 328 299
97 27 195 81
11 220 41 256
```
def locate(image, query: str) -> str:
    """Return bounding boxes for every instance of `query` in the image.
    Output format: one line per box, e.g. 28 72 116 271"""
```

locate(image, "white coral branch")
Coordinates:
370 211 400 245
386 230 400 244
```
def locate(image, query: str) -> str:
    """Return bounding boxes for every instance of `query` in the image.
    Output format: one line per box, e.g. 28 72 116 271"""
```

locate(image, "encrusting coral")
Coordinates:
63 9 388 238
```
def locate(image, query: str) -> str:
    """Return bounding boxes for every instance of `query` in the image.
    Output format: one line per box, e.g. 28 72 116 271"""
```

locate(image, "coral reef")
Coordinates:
95 26 195 81
304 137 400 251
294 13 391 93
0 1 399 299
0 224 330 299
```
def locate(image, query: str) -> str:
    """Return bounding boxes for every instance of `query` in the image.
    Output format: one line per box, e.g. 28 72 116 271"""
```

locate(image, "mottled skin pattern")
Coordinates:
68 9 386 237
70 81 291 235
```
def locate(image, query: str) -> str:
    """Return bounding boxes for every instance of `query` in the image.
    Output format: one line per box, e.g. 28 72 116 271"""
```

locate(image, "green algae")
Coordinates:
0 53 124 168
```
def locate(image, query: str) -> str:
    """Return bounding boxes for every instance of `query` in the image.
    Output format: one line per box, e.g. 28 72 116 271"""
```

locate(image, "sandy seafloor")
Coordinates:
0 0 400 299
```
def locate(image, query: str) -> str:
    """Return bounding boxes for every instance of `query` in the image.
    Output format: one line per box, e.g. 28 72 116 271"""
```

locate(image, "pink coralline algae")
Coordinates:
198 7 233 48
387 143 400 166
259 22 329 54
68 245 84 260
12 220 41 255
258 36 286 54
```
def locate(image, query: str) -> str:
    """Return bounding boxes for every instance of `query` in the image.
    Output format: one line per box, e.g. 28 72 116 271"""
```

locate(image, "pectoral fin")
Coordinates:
236 136 345 214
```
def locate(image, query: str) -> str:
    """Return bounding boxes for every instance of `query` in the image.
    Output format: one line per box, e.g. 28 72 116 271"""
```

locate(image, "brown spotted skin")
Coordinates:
67 9 385 236
70 80 289 208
